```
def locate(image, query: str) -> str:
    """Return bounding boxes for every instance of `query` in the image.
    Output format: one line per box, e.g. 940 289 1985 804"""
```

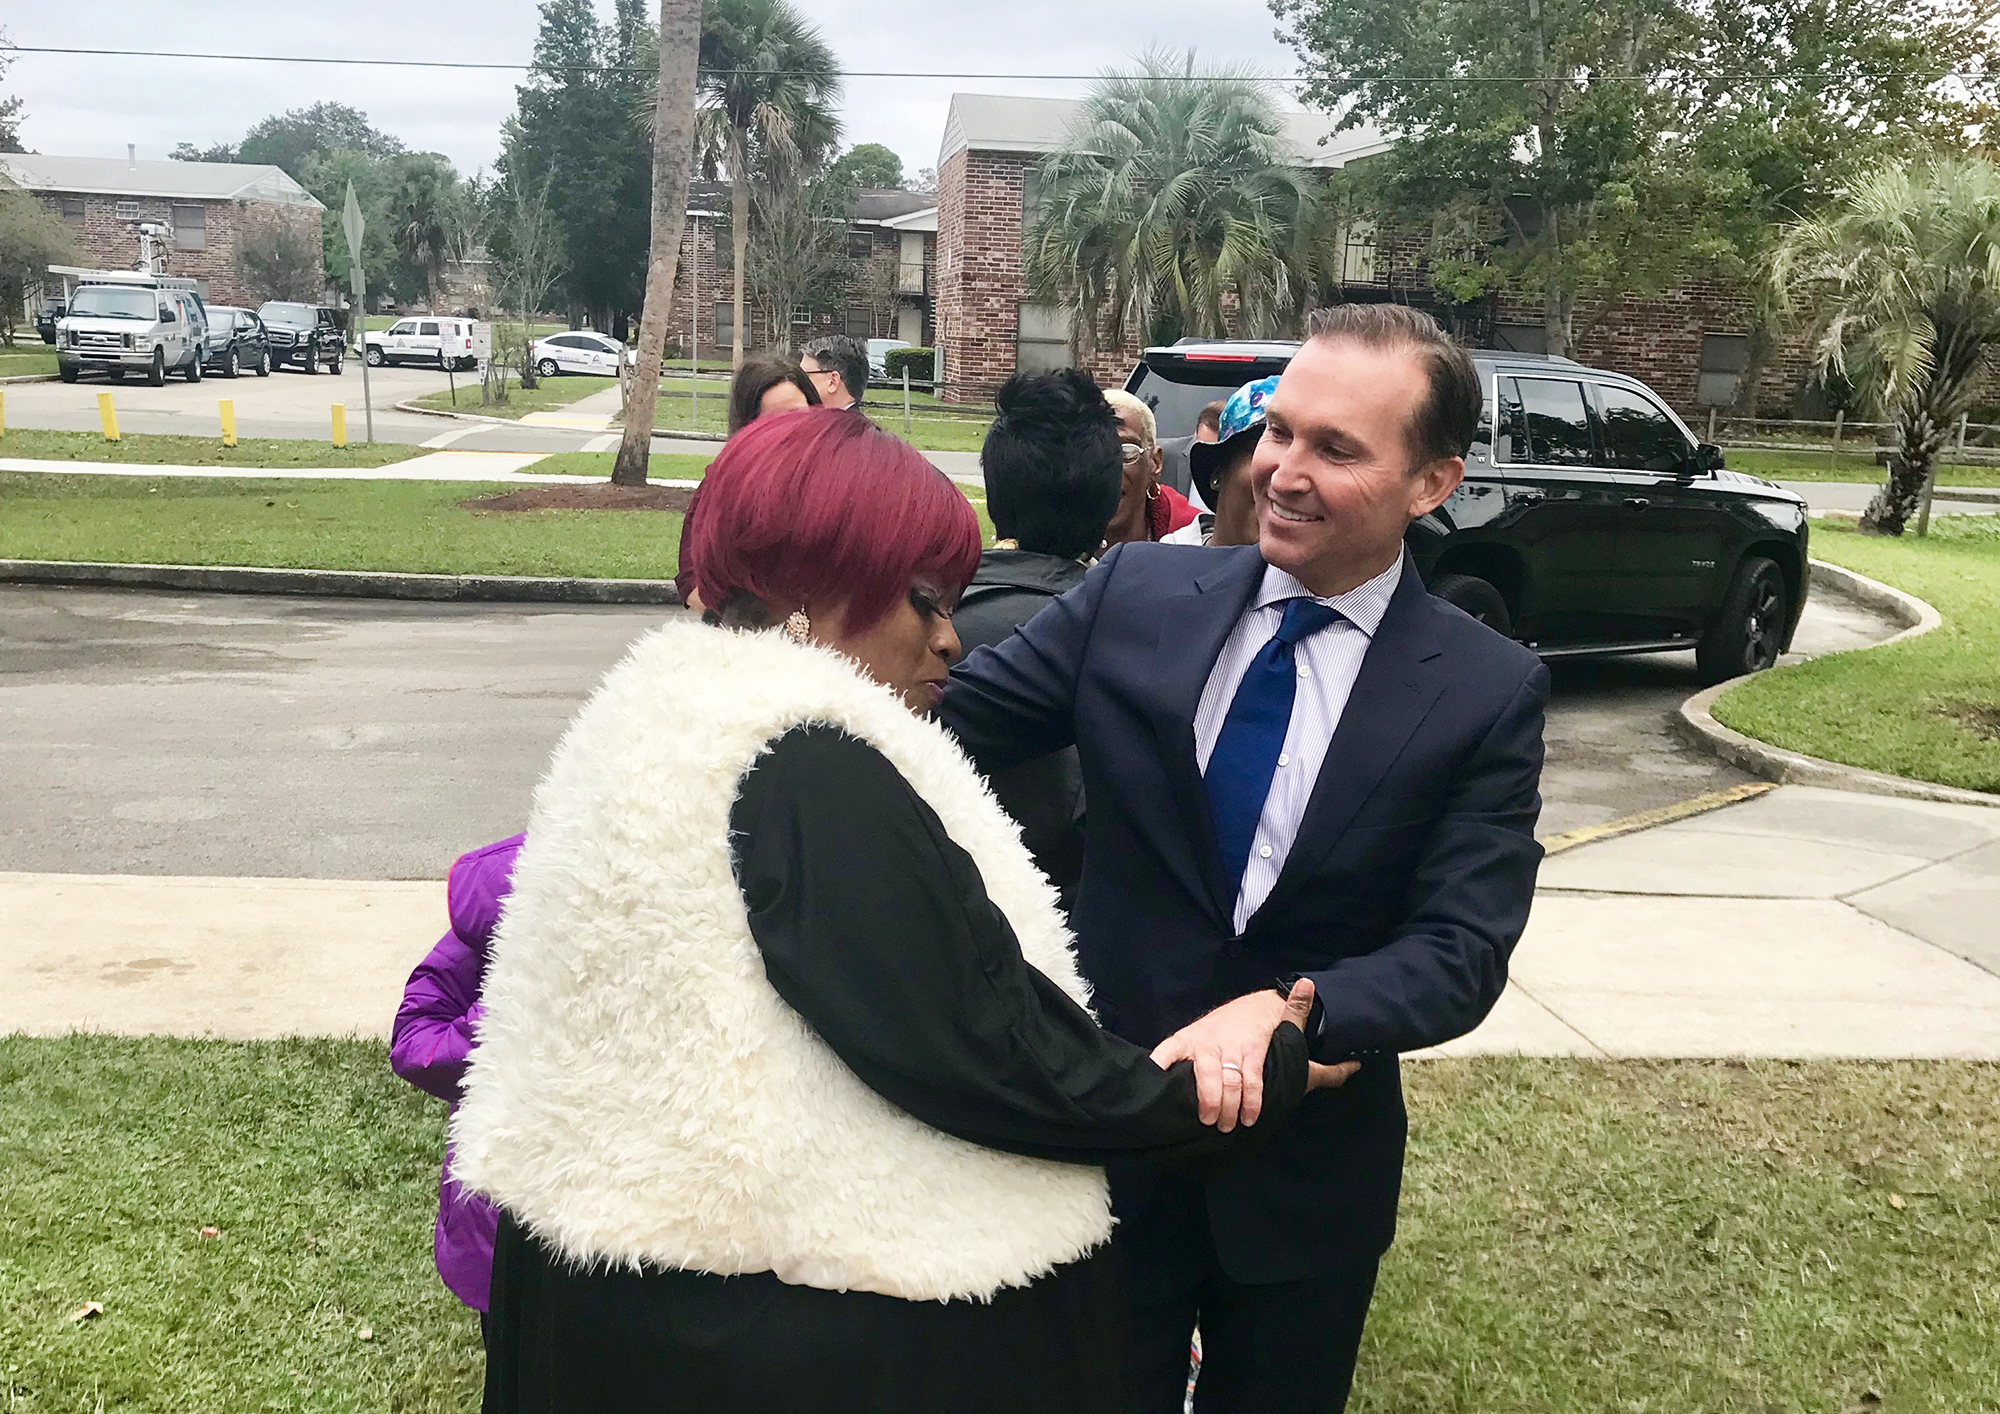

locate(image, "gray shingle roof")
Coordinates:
0 154 324 209
938 93 1392 170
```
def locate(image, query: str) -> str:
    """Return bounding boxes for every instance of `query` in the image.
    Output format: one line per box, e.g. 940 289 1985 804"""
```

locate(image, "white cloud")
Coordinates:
10 0 1305 177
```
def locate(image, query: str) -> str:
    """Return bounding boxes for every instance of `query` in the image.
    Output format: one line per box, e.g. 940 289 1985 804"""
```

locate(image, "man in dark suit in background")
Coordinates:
940 304 1549 1412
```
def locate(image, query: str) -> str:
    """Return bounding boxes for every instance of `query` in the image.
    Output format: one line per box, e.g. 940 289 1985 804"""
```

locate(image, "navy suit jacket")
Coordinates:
940 542 1549 1282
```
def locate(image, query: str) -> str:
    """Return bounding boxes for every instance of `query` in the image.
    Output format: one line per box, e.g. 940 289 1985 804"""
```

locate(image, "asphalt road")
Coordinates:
0 581 1899 880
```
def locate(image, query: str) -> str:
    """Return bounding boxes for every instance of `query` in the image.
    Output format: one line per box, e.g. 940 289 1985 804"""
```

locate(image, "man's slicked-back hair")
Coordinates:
1303 304 1482 467
982 369 1124 560
801 334 870 405
692 407 980 634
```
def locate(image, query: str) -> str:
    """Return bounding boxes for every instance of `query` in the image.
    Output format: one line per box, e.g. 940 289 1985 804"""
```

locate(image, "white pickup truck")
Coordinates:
363 316 485 371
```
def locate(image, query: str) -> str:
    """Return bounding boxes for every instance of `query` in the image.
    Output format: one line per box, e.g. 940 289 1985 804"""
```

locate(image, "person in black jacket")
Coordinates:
953 369 1124 907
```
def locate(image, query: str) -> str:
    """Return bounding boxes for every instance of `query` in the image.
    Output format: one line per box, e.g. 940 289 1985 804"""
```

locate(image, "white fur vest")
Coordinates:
450 620 1114 1303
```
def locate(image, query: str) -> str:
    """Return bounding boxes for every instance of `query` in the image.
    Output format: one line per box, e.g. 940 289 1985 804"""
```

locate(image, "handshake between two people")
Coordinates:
1150 978 1360 1132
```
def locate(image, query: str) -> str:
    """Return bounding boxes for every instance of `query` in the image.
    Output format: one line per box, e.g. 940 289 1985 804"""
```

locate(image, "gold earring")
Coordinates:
784 609 811 642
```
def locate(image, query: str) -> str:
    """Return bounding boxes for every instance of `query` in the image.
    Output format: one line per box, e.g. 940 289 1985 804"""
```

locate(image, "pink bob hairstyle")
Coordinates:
689 407 982 634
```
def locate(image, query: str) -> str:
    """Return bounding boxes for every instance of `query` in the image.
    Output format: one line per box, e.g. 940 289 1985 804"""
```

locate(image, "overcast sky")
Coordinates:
9 2 1309 180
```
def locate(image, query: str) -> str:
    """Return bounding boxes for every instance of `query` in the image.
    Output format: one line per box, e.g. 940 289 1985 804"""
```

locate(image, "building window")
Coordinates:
790 306 811 326
844 306 872 340
58 196 86 224
713 301 737 346
1015 301 1072 375
172 204 207 251
1021 167 1046 223
1339 221 1378 284
1697 332 1752 408
847 227 875 260
115 200 141 221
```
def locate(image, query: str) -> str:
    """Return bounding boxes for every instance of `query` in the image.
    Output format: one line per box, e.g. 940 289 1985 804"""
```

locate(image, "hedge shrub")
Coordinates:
883 346 935 383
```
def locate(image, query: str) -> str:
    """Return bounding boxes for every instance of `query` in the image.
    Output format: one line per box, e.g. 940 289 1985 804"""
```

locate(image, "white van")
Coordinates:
364 316 481 371
54 272 209 386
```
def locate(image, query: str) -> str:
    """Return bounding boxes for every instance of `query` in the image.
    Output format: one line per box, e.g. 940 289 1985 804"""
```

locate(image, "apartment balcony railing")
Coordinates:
895 261 928 298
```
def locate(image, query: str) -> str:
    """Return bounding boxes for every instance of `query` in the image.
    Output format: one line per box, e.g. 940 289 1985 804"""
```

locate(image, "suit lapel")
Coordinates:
1247 558 1445 932
1149 547 1266 931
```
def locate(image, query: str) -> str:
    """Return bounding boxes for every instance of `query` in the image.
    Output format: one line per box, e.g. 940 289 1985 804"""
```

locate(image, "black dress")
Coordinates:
482 725 1306 1414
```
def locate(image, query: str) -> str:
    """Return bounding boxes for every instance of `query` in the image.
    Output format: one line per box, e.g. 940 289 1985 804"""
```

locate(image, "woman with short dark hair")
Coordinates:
458 408 1334 1412
725 352 820 434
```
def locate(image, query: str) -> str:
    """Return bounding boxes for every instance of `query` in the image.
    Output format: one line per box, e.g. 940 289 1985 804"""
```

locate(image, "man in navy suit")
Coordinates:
940 304 1548 1412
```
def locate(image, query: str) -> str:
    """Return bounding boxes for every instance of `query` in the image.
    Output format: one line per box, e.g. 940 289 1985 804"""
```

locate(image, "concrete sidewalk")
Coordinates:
4 784 1995 1054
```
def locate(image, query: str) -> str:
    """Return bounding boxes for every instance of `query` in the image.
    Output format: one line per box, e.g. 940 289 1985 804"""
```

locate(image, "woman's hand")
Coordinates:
1150 979 1358 1131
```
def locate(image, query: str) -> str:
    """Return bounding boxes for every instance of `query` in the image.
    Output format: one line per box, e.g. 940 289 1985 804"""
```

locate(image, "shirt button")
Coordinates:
1277 753 1290 767
1297 665 1312 678
1258 845 1274 859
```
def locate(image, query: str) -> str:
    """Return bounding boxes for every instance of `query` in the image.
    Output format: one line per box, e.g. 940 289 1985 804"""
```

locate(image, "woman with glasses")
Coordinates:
1101 388 1200 548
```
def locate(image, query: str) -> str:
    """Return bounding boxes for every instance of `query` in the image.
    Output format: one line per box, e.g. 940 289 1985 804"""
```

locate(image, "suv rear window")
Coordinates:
1127 354 1289 440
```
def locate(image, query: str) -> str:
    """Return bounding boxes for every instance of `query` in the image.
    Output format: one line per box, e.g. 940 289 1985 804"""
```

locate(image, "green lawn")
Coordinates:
1725 447 2000 487
4 1041 1995 1413
409 376 617 420
643 390 991 452
0 344 58 378
0 429 419 469
0 473 686 579
1713 516 2000 793
526 451 712 480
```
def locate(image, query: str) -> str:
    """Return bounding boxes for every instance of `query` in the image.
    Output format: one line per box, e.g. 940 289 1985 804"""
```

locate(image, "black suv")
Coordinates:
202 306 273 378
1126 341 1808 684
34 296 66 344
257 301 346 374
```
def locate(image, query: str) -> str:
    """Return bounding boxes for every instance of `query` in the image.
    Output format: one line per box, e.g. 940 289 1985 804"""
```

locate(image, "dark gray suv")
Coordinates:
1125 341 1809 684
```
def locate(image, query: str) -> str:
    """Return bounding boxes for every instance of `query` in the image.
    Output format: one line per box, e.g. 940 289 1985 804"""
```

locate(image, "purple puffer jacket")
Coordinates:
389 833 522 1313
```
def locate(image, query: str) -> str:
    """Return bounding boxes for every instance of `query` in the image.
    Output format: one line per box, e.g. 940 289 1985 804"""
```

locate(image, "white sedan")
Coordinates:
530 331 633 377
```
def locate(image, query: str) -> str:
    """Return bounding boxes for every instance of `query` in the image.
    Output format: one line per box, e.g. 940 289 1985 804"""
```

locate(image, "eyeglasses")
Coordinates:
1118 442 1150 463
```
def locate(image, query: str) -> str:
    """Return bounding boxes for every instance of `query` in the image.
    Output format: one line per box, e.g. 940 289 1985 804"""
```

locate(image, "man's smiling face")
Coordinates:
1250 337 1463 595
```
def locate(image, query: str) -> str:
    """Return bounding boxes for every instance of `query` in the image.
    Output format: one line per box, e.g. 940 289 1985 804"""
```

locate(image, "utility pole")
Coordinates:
342 182 375 443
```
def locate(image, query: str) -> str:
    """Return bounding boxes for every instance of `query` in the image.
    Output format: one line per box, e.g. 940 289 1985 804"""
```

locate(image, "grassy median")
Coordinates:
0 473 687 579
1714 516 2000 793
0 428 421 469
0 344 58 379
3 1039 1994 1413
409 375 618 420
1725 448 2000 487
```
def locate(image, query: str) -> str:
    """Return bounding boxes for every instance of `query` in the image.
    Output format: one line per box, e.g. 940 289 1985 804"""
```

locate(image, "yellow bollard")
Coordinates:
331 403 347 448
97 392 121 442
218 399 237 448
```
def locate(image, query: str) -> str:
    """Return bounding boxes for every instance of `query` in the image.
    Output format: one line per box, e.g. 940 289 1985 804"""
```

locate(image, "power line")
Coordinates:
3 44 1983 84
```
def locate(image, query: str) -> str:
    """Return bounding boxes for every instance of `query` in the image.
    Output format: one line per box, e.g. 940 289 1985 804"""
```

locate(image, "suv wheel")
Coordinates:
365 346 385 367
224 350 240 378
536 357 560 379
1697 556 1787 685
330 351 344 374
302 347 318 375
146 350 166 387
255 349 271 377
1430 573 1513 637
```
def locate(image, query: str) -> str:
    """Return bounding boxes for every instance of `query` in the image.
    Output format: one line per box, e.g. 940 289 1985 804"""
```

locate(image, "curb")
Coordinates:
1931 485 2000 505
0 373 58 385
1671 559 2000 809
0 558 682 606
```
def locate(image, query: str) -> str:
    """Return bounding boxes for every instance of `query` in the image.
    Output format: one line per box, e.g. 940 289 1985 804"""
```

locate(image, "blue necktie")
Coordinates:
1203 597 1343 897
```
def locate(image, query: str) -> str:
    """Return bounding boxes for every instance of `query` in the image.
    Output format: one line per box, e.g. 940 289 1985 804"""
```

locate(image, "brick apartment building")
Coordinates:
927 92 1831 420
3 152 324 309
666 181 936 362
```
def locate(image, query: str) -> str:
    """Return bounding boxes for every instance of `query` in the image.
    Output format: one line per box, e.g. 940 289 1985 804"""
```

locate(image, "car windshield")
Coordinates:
260 304 315 329
69 287 158 321
1129 357 1290 440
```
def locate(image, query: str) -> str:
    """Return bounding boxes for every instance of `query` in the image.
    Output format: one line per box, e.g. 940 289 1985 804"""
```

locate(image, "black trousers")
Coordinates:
1117 1174 1379 1414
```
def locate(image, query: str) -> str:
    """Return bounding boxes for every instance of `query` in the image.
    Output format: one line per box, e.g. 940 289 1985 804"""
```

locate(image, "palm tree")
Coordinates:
1024 52 1332 352
696 0 842 369
612 0 703 487
1770 156 2000 536
391 154 462 310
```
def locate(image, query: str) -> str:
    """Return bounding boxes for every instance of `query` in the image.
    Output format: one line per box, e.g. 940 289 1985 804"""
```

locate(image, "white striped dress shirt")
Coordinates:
1194 556 1404 932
